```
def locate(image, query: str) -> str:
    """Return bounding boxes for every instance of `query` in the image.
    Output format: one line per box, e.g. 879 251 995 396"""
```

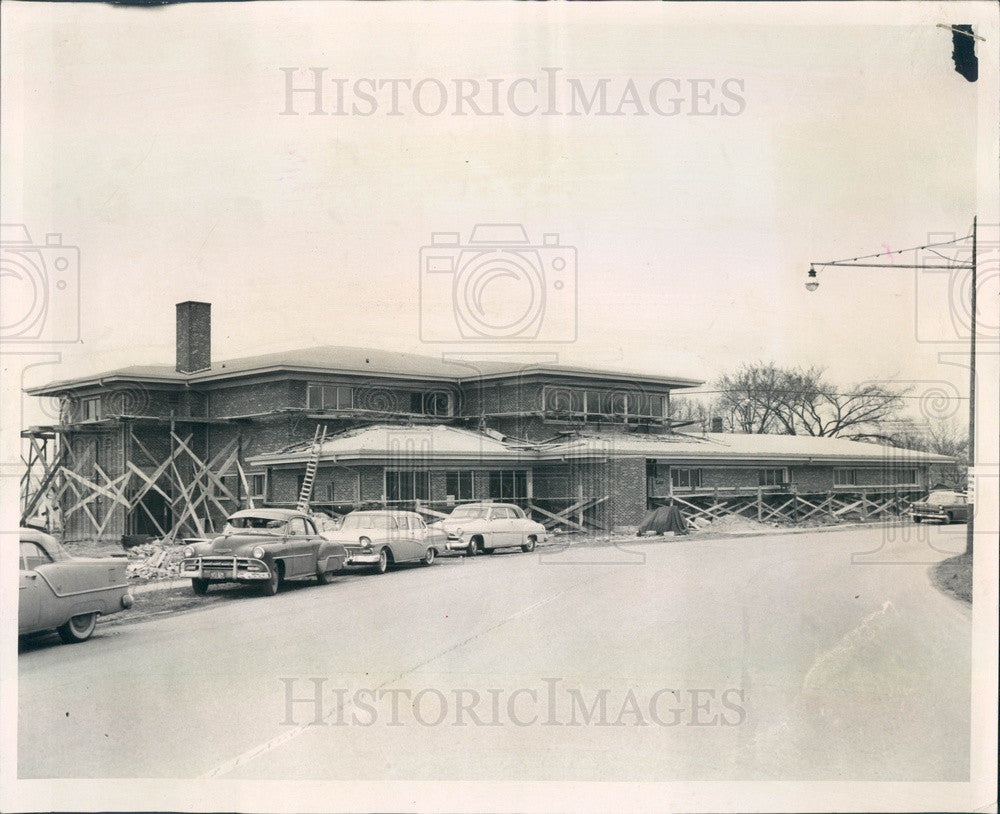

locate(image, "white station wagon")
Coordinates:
433 502 547 556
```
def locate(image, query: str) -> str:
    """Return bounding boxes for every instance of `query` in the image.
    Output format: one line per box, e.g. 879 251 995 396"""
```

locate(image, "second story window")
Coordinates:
409 391 452 416
543 387 666 422
307 384 353 410
82 396 102 422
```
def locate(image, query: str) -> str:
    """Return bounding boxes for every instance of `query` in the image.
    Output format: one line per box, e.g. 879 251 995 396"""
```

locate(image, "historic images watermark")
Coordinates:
279 676 746 728
279 68 746 118
419 224 577 345
0 224 80 345
914 223 999 345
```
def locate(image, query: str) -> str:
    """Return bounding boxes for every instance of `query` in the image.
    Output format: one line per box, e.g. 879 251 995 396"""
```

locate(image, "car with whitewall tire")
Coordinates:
432 503 546 556
320 510 446 574
180 509 347 596
18 526 133 644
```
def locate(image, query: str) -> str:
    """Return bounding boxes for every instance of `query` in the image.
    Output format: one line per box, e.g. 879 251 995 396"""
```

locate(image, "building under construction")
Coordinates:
20 302 953 541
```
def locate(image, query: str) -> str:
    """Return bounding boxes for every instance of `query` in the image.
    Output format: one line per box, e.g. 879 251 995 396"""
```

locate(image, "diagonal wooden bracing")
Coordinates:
21 426 253 541
652 488 921 527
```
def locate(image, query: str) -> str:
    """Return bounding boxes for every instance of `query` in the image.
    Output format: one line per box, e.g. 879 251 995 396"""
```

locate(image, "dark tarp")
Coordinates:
637 504 689 536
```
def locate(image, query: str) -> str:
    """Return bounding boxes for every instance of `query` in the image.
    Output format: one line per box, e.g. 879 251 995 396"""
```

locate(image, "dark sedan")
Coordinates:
910 490 971 524
180 509 347 595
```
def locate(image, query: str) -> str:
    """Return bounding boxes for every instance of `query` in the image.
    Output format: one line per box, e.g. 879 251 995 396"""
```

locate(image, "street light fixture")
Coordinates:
806 218 978 555
805 267 819 292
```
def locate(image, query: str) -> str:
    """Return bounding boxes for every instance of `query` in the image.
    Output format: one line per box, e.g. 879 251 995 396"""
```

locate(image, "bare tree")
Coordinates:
855 416 967 487
712 362 906 437
668 396 712 429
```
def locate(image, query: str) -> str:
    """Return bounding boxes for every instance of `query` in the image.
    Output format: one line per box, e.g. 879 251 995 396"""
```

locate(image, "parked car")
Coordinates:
320 510 446 574
432 502 547 556
910 490 972 524
19 526 133 644
180 508 347 595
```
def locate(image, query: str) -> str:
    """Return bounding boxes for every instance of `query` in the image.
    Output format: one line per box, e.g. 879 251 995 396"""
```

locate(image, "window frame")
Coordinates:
445 471 475 502
834 468 858 487
670 467 703 490
488 470 528 500
250 473 266 498
385 469 431 502
758 468 788 487
81 396 102 422
20 541 53 571
542 386 668 422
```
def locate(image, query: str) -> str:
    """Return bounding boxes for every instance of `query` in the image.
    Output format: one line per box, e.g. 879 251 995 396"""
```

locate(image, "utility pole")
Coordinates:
806 219 978 556
967 216 976 556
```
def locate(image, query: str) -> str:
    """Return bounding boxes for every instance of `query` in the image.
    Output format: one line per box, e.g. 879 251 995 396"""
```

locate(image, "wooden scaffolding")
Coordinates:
650 486 924 528
20 423 254 542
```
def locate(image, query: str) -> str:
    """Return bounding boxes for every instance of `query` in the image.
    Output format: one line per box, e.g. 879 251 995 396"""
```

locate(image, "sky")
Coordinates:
3 2 998 429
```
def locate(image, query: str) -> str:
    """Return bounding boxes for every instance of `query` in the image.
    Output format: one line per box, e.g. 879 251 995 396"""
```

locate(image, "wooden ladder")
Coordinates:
295 425 327 512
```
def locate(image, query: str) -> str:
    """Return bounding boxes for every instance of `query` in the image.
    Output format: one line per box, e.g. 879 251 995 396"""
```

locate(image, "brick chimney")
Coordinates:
176 301 211 374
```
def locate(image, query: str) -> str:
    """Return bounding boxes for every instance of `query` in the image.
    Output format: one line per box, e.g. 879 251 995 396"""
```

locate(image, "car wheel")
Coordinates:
261 564 281 596
57 613 98 644
521 536 536 553
422 547 436 566
191 578 210 595
913 516 923 523
374 547 391 575
466 539 478 557
316 568 333 585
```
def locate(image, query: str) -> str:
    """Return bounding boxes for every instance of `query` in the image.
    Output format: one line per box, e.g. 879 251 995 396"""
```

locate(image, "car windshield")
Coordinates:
448 506 487 520
223 516 286 534
926 491 962 503
341 514 395 530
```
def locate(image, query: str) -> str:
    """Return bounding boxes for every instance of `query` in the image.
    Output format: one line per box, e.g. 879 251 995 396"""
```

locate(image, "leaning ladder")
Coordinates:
295 424 327 512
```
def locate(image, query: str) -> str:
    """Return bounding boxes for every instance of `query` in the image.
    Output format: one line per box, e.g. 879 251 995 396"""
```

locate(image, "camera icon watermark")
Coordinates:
914 224 999 345
419 224 577 344
0 224 80 344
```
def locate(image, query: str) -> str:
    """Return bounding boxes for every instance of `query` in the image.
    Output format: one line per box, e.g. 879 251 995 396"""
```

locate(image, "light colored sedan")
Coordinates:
432 503 547 556
321 510 447 574
19 527 133 644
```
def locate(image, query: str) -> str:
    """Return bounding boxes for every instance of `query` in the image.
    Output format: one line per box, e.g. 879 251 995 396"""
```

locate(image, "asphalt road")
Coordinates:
18 524 970 781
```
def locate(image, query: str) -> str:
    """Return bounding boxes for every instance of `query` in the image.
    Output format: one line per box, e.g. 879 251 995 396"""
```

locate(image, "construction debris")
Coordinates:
124 541 186 581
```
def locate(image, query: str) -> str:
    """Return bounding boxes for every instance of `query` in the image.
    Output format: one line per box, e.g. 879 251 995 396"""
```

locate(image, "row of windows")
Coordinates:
543 387 667 420
647 462 787 489
834 468 918 486
649 462 920 490
307 384 452 416
384 470 528 502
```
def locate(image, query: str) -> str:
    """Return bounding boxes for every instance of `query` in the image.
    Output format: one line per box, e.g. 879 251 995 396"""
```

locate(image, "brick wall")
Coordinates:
207 380 295 416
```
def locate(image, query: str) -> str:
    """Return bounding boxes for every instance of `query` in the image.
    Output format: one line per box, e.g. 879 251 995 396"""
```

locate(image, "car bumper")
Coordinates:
344 551 381 565
181 557 272 581
444 537 468 551
911 511 951 521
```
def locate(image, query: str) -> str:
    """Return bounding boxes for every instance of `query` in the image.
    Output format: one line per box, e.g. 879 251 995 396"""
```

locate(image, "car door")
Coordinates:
489 507 514 547
403 515 425 561
508 506 530 545
284 517 314 576
19 541 52 633
409 515 433 559
955 495 970 522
